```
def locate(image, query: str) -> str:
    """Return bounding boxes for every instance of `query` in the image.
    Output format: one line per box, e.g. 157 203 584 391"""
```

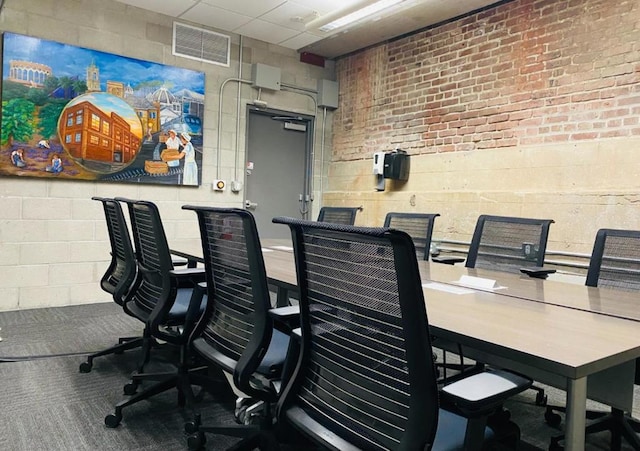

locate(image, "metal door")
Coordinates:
245 107 313 239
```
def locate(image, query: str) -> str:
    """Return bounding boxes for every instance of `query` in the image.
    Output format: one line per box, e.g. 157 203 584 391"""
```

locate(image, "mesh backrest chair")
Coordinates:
466 215 554 272
440 215 554 404
104 199 207 428
384 212 440 261
317 206 359 225
546 229 640 450
271 217 531 451
79 197 141 373
182 206 292 450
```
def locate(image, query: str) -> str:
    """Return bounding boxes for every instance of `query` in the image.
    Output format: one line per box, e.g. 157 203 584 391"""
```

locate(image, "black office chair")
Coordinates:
384 212 440 261
317 206 360 225
547 229 640 450
181 206 293 451
433 215 554 272
435 215 554 404
104 199 207 428
271 217 532 451
466 214 555 272
79 197 141 373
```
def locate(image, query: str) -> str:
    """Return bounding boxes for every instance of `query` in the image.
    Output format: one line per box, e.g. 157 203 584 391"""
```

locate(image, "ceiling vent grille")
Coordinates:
173 22 230 67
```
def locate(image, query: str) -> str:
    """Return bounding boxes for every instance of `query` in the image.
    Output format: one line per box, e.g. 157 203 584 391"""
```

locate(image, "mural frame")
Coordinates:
1 32 205 186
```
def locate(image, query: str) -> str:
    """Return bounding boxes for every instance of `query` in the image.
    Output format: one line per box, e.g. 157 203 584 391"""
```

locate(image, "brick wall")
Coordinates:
326 0 640 257
334 0 640 159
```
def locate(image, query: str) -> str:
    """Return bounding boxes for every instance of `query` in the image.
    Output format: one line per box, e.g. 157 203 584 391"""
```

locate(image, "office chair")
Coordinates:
465 214 555 272
435 215 554 404
181 206 293 451
271 217 532 451
104 199 207 428
317 206 360 225
384 212 440 260
547 229 640 450
79 197 141 373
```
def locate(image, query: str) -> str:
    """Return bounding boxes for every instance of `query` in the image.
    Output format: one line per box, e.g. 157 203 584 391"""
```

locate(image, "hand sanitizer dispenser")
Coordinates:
373 152 386 191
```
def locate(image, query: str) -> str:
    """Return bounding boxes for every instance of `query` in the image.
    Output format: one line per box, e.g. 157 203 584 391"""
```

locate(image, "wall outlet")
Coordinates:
230 180 243 193
212 180 226 191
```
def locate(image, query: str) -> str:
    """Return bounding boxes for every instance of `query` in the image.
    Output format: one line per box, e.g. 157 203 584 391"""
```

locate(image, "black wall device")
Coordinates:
383 150 410 181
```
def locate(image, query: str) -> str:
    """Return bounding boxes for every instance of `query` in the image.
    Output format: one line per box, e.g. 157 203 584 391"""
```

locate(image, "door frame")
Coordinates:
245 105 315 220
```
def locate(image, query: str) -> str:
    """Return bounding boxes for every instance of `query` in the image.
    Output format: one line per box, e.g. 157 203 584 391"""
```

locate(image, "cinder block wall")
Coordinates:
327 0 640 255
0 0 335 311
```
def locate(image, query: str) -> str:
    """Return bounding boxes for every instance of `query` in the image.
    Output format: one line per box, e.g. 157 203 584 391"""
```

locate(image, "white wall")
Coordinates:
0 0 336 311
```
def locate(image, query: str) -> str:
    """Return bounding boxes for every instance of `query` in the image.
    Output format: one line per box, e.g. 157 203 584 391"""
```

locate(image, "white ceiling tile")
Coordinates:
279 31 326 50
288 0 362 17
179 3 253 31
234 19 300 44
259 2 317 32
115 0 197 17
200 0 287 17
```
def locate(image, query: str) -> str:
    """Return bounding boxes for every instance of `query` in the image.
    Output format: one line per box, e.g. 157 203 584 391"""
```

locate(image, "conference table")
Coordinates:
258 241 640 451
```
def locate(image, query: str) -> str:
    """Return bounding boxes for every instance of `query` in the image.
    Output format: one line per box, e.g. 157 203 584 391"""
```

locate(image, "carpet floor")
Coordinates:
0 302 638 450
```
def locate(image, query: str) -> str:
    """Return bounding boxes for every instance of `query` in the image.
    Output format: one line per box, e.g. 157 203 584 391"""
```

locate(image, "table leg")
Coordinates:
564 376 587 451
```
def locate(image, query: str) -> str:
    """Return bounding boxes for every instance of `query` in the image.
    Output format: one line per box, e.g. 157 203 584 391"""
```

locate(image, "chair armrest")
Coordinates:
170 267 206 286
441 368 532 414
170 249 204 268
269 305 300 333
432 256 466 265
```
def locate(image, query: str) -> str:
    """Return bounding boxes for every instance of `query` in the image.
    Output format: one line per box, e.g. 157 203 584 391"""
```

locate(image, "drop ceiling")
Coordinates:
114 0 502 59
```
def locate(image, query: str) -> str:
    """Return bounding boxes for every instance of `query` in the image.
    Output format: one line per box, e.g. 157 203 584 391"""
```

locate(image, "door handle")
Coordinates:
245 200 258 210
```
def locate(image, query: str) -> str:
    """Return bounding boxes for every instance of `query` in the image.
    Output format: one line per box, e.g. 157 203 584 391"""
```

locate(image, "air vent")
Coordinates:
173 22 230 67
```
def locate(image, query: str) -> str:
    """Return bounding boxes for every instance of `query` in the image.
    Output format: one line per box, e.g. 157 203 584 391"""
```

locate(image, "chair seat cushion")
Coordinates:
433 409 494 451
257 329 289 377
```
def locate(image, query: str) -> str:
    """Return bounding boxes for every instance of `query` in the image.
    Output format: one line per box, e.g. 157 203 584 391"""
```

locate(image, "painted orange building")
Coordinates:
60 100 140 164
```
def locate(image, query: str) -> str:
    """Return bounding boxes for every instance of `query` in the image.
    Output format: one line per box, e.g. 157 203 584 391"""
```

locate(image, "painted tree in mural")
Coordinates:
1 98 36 147
38 101 66 140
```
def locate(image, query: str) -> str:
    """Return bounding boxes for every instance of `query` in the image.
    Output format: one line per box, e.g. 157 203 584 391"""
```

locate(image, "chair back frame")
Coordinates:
586 228 640 292
93 196 136 305
465 214 554 272
273 217 439 450
185 206 274 398
317 206 360 225
117 198 178 332
383 212 440 261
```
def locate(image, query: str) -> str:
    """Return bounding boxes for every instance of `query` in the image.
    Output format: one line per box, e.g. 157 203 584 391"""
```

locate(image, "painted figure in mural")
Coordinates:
45 154 63 173
37 139 50 149
163 129 182 168
11 148 26 168
161 132 198 185
178 132 198 185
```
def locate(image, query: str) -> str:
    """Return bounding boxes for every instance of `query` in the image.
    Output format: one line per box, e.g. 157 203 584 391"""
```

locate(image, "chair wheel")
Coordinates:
79 362 92 373
123 382 138 395
184 421 198 434
536 391 548 406
187 432 206 450
105 413 122 428
544 409 562 428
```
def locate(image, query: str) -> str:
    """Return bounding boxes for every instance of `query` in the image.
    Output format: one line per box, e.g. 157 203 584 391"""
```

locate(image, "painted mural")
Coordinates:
1 32 205 186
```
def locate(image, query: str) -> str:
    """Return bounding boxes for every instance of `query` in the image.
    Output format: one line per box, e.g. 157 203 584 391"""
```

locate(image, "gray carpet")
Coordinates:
0 303 638 450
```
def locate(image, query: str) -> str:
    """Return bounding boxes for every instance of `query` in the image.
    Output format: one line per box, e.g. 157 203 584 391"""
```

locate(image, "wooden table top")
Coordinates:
421 261 640 322
260 248 640 380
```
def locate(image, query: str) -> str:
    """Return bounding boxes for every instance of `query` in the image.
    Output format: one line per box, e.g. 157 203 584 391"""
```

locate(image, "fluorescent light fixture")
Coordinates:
309 0 406 33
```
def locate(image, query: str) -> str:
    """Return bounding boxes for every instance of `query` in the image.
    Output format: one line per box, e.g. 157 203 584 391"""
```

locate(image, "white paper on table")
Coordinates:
422 282 475 295
455 275 506 290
